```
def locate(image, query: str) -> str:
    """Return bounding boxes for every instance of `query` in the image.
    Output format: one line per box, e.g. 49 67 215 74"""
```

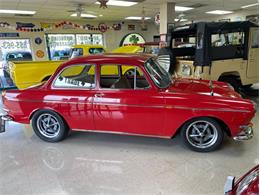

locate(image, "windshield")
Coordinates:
145 58 172 88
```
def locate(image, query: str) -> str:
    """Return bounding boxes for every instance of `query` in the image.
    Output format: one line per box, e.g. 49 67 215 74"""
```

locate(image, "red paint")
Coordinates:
2 54 256 138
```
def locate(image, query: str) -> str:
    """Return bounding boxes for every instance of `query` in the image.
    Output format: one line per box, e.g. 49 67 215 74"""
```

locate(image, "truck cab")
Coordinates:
158 21 259 93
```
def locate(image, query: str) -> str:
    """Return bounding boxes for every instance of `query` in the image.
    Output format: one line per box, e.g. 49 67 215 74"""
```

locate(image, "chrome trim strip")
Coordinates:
73 129 170 139
8 98 251 113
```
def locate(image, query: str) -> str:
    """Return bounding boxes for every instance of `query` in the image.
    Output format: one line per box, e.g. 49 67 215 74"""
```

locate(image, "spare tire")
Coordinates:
157 47 176 74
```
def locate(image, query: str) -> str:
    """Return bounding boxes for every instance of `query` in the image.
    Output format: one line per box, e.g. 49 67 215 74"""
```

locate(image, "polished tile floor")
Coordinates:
0 97 258 195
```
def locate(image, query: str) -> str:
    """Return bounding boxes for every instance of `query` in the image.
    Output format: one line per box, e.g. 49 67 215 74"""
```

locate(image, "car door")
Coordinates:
93 64 166 137
247 27 259 78
50 64 97 130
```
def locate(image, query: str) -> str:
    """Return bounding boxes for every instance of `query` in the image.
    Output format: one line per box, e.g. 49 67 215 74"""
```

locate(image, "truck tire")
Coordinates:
157 47 176 74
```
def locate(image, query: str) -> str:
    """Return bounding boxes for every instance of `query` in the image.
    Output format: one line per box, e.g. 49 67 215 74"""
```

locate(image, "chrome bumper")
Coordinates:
233 124 253 141
224 176 235 194
0 114 13 133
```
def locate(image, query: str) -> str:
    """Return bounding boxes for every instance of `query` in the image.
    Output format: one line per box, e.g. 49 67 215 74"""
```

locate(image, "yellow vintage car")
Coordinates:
8 44 142 89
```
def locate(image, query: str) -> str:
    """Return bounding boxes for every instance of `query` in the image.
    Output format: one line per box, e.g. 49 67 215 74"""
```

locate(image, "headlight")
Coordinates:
181 64 191 76
236 168 258 194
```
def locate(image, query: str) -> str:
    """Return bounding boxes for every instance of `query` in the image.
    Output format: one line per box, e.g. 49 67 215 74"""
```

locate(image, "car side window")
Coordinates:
53 64 95 89
100 64 150 89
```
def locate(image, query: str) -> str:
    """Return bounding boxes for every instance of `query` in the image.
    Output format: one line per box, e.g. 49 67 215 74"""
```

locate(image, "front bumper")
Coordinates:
0 113 13 133
233 124 253 141
224 176 235 194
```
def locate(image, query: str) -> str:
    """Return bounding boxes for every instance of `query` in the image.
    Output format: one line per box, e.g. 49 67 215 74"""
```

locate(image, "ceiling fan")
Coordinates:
67 3 96 18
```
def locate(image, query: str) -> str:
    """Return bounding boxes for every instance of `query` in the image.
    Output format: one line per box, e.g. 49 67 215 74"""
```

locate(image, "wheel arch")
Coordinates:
172 116 231 138
218 71 241 81
29 108 70 129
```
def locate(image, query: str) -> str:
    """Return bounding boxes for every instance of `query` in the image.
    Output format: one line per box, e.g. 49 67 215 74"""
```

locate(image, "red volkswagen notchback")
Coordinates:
0 54 256 152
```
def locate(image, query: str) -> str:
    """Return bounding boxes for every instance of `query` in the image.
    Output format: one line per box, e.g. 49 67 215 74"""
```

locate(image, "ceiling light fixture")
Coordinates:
206 10 233 15
96 0 137 7
99 14 103 17
175 6 193 12
241 3 258 9
175 18 188 22
70 13 97 18
0 9 36 15
125 16 151 20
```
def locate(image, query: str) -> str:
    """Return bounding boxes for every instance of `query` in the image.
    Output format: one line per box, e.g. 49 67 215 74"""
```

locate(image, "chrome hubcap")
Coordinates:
37 113 60 138
186 120 218 149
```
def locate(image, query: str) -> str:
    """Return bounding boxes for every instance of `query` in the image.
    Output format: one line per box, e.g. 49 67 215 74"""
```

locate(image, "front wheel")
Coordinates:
180 117 224 152
32 110 69 142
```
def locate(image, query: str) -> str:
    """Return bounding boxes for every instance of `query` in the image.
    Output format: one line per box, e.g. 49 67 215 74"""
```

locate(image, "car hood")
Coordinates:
166 78 241 98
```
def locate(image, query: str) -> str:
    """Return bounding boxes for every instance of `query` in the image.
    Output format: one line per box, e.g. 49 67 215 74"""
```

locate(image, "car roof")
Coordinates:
61 53 153 68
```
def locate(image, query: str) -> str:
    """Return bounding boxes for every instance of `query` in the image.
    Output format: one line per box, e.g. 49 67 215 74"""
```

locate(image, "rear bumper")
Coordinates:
0 113 13 133
233 123 253 141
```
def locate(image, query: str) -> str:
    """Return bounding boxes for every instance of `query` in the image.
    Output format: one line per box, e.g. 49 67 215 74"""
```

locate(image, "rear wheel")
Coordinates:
219 76 241 92
180 117 224 152
32 110 69 142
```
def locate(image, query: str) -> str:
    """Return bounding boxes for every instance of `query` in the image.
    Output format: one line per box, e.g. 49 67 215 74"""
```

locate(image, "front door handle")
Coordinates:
94 93 104 97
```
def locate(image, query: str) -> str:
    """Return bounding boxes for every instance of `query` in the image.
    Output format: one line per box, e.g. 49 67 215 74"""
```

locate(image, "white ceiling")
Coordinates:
0 0 258 21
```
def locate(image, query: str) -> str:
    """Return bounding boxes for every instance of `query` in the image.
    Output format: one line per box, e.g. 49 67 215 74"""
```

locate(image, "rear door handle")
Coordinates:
94 93 104 97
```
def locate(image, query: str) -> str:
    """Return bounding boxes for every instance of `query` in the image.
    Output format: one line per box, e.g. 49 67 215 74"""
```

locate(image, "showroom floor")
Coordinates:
0 95 258 195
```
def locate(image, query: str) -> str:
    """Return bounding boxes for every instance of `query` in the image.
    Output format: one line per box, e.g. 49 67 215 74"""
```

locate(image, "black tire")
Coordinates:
32 110 69 142
180 117 224 152
157 47 176 74
219 76 241 92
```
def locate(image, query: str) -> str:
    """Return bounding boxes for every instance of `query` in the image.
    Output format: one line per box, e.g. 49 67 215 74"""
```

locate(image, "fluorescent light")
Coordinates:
175 18 188 22
96 0 137 7
0 9 36 15
241 3 258 8
125 16 151 20
175 6 193 12
70 13 97 18
206 10 233 15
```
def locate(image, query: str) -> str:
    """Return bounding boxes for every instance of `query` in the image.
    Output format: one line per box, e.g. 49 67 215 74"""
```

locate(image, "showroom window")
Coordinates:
46 34 103 60
53 64 96 89
0 39 32 63
100 64 150 89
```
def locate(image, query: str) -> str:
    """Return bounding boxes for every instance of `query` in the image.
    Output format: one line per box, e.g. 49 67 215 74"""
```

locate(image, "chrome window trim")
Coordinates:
51 63 96 90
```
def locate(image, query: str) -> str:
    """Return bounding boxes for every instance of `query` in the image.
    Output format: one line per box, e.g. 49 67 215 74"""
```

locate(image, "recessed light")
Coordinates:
125 16 151 20
206 10 233 15
241 3 258 9
0 9 36 15
99 14 103 17
70 13 97 18
175 6 193 12
96 0 137 7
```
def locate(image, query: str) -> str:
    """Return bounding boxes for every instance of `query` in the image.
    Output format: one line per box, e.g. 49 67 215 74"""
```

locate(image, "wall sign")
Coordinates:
128 25 135 31
36 50 44 58
0 33 19 38
35 37 42 45
16 22 35 28
120 33 145 46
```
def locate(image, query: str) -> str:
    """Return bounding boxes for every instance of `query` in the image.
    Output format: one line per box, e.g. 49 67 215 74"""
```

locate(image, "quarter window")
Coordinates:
53 64 95 89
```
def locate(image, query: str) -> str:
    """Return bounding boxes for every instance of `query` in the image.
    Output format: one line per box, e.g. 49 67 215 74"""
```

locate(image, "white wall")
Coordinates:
0 17 159 61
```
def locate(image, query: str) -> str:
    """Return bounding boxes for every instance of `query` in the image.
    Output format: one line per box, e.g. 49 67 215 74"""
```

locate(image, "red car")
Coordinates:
224 165 259 195
0 54 256 152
